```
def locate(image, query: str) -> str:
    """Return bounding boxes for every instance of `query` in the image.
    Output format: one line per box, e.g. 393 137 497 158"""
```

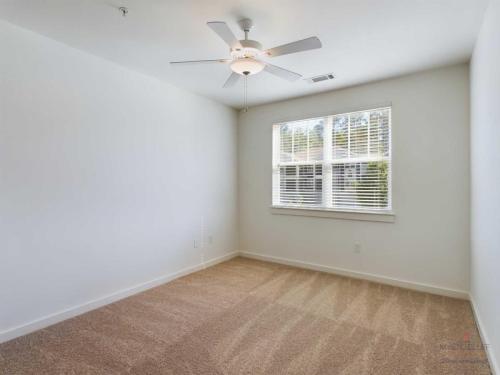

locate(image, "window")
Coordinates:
272 107 391 213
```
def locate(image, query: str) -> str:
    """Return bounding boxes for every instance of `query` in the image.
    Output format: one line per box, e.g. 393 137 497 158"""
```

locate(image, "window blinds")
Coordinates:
272 107 391 212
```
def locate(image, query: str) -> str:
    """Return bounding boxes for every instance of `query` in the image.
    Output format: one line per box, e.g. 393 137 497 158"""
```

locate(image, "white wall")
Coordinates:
238 64 470 295
0 20 238 337
470 0 500 372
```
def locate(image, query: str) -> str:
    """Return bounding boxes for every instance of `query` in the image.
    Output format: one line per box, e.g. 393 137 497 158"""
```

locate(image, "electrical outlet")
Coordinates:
208 235 213 246
194 239 199 248
354 242 361 254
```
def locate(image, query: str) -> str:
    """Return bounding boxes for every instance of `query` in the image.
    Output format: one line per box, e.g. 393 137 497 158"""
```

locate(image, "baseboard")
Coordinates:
0 251 239 344
239 251 469 300
0 250 471 345
469 296 498 375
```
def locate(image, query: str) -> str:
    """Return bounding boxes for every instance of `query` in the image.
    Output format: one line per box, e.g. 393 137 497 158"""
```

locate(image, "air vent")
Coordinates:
306 73 335 83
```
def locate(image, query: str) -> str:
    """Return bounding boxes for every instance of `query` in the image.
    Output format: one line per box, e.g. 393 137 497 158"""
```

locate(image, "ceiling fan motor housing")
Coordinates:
231 40 262 56
230 39 264 76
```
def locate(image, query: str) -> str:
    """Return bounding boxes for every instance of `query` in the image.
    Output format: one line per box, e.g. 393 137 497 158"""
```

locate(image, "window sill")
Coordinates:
270 206 395 223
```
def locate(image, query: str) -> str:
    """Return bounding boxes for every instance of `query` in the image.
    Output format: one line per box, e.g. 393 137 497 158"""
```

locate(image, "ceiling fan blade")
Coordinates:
265 36 322 57
170 59 231 65
223 72 241 88
207 22 241 49
263 63 302 81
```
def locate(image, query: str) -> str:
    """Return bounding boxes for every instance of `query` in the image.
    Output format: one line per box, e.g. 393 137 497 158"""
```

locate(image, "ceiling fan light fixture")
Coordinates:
170 18 323 108
230 58 264 76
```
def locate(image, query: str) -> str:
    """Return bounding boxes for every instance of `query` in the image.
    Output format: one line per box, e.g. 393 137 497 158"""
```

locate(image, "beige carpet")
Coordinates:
0 257 491 374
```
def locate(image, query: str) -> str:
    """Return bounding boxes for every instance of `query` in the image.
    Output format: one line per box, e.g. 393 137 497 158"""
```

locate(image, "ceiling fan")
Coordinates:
170 19 322 108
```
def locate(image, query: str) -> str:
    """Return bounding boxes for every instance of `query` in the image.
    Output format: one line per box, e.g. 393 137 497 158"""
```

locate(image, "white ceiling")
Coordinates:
0 0 489 108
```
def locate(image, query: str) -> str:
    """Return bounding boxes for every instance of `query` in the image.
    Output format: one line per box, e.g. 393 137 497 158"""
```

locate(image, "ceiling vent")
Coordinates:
306 73 335 83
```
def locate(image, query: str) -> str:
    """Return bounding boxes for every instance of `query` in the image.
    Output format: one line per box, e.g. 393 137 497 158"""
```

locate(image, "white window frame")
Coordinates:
271 107 394 222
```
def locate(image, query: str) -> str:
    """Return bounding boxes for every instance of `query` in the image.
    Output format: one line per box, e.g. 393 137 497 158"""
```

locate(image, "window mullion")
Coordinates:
272 125 281 205
323 116 333 208
347 114 351 159
367 113 371 156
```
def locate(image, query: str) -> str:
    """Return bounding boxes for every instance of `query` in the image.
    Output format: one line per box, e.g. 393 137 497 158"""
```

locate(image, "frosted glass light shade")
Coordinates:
230 58 264 75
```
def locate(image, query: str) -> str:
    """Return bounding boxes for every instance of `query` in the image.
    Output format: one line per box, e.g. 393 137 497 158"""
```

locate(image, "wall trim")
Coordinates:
0 251 239 344
470 296 498 375
239 251 469 300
